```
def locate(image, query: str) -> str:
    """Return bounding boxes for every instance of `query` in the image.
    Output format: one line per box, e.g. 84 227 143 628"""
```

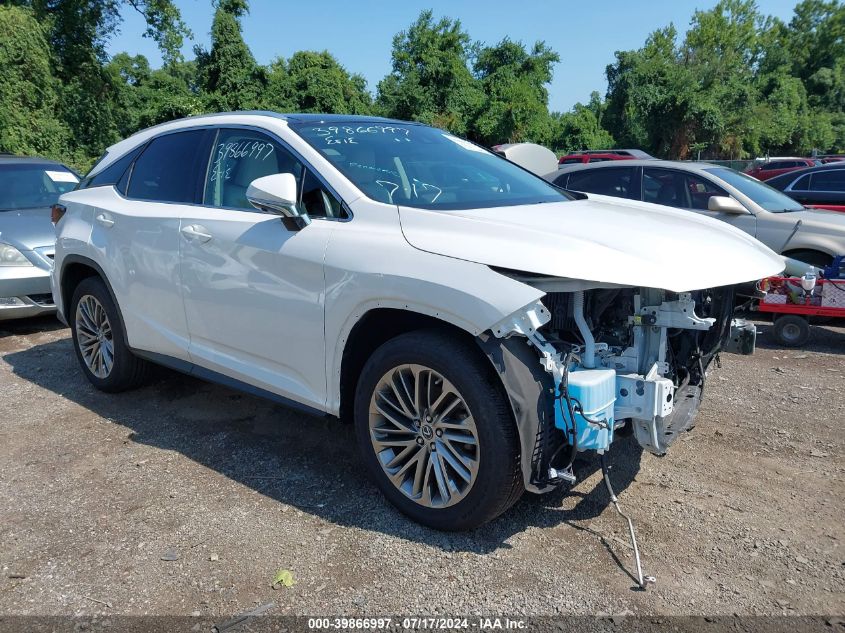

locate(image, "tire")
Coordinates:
354 329 523 530
69 276 150 392
772 314 811 347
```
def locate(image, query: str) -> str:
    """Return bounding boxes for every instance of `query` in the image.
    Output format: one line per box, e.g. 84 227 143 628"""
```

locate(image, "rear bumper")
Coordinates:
0 266 56 321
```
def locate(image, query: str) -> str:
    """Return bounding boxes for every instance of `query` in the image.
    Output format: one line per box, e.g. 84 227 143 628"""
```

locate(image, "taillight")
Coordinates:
51 204 66 225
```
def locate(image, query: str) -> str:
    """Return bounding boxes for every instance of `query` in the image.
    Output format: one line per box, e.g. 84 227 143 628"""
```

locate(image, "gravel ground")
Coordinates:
0 316 843 618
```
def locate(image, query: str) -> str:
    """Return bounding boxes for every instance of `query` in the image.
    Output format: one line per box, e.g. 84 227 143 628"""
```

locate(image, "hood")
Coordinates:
793 206 845 230
0 206 55 251
398 195 785 293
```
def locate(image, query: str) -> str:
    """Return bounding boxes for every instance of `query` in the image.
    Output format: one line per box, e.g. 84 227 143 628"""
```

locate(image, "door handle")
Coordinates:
95 213 115 228
180 224 213 243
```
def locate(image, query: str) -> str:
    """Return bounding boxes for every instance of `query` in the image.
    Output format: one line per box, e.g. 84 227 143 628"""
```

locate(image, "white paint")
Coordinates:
45 170 78 183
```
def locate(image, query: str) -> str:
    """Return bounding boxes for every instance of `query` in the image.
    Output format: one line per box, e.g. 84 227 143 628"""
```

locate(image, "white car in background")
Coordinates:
52 112 783 530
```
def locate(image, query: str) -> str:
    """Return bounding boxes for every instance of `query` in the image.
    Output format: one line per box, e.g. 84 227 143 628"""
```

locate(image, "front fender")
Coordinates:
323 216 544 415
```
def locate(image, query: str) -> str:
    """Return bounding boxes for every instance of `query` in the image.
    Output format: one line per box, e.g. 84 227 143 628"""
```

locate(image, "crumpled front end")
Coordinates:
485 281 754 492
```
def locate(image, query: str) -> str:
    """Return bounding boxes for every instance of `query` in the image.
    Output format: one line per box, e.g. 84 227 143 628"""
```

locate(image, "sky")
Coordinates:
109 0 801 113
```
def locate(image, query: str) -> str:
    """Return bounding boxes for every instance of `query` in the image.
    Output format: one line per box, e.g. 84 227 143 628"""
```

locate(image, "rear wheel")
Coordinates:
354 330 523 530
772 314 811 347
70 276 149 392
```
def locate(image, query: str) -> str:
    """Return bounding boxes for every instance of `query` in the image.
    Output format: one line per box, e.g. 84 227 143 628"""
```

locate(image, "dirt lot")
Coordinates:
1 316 843 618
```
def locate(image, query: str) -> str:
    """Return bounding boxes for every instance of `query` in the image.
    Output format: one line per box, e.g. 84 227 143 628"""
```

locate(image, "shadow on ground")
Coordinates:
5 335 645 558
0 314 66 338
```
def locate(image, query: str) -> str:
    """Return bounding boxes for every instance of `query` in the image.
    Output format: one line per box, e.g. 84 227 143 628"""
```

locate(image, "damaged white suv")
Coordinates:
52 113 783 531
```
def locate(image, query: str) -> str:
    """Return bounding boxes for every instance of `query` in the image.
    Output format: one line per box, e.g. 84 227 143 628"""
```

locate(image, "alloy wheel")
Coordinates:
75 295 114 379
368 364 480 508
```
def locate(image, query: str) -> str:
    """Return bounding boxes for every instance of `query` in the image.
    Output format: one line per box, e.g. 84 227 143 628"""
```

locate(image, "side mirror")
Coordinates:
707 195 747 215
246 173 310 230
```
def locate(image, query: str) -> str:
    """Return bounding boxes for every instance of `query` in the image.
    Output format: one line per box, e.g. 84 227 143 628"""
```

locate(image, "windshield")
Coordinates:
0 163 78 210
705 167 804 212
292 122 567 210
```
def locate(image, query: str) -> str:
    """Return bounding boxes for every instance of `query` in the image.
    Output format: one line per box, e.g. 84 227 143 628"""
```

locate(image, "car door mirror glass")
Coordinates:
246 173 311 229
707 195 747 214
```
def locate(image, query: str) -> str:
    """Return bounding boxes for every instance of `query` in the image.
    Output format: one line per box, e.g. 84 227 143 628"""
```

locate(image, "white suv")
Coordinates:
52 112 783 530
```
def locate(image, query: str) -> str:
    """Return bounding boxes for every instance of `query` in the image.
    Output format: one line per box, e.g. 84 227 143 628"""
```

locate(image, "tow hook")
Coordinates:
601 452 656 590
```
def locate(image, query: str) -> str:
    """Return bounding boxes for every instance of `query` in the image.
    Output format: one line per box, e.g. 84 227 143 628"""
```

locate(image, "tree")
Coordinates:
376 10 483 135
0 5 68 157
196 0 265 111
471 38 559 145
264 51 372 114
106 53 202 136
550 93 615 153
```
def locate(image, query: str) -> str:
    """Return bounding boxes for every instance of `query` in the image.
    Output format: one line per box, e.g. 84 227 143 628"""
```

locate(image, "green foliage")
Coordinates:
196 1 265 111
376 10 484 135
264 51 372 114
605 0 845 158
550 93 615 153
1 1 844 172
0 5 68 157
471 39 559 145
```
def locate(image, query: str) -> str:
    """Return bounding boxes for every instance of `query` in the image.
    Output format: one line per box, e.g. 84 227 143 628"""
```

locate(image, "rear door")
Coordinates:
87 128 213 360
807 169 845 207
566 166 640 199
178 126 338 409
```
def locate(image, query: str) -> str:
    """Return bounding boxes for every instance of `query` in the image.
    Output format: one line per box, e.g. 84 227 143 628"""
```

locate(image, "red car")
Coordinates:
744 157 820 181
557 149 653 166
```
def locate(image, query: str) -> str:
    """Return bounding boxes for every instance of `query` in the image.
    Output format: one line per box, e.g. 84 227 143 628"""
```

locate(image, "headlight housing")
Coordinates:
0 243 33 267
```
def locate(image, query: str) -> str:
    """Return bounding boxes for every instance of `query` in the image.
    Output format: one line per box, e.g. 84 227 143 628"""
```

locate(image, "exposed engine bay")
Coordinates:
484 278 756 492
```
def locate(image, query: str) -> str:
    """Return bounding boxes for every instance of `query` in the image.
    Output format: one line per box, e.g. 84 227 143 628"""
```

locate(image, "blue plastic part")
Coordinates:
822 255 845 280
554 366 617 452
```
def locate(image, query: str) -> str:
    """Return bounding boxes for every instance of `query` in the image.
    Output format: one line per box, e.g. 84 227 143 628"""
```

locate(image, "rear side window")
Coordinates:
551 174 569 188
82 146 144 191
127 130 210 203
764 161 796 170
791 174 811 191
567 167 638 199
810 170 845 192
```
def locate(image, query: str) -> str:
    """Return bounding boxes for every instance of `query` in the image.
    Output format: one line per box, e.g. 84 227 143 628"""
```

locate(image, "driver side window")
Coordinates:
204 129 303 211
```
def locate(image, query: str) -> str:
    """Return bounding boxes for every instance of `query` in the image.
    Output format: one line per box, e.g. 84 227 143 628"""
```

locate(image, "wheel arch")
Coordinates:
782 248 834 268
337 307 482 423
60 255 129 346
336 305 555 494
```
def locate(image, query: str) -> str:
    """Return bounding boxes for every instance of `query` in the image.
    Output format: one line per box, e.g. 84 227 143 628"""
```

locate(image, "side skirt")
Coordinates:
131 349 329 420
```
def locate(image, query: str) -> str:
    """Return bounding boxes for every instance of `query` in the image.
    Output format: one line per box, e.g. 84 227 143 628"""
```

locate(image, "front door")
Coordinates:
643 167 757 237
179 127 335 409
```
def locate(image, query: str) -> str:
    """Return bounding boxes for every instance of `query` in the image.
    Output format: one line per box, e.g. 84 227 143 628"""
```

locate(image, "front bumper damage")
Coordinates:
479 288 756 494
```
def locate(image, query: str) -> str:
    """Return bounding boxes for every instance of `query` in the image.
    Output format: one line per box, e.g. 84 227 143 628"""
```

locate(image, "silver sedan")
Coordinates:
0 156 79 320
547 159 845 268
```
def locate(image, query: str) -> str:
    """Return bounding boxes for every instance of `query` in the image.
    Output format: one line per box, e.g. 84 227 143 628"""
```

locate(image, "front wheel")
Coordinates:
354 330 523 530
